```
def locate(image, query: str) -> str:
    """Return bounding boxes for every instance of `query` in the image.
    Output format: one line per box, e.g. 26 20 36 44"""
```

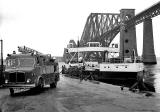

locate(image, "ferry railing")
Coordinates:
105 56 143 63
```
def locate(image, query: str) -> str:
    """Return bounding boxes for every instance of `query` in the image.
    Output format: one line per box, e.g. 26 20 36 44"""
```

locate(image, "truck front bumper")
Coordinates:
3 84 35 89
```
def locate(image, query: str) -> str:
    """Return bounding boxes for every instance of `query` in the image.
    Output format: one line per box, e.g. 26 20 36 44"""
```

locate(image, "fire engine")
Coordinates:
4 46 60 95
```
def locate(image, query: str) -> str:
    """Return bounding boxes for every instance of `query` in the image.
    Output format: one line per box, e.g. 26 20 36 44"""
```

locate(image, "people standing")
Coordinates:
79 64 85 82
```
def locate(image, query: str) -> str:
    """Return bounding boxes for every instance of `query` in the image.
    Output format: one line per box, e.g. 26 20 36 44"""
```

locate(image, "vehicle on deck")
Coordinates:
4 46 60 95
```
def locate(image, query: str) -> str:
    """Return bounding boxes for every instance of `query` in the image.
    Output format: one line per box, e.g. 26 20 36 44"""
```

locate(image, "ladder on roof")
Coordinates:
18 46 43 55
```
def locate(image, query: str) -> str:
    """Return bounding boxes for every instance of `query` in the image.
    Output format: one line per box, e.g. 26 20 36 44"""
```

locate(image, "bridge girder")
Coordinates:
80 13 121 46
125 1 160 29
106 1 160 44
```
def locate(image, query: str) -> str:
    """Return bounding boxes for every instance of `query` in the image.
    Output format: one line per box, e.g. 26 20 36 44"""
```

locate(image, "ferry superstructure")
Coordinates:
64 42 144 82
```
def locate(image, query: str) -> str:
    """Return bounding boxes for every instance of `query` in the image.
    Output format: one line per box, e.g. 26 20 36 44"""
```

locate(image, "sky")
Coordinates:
0 0 160 58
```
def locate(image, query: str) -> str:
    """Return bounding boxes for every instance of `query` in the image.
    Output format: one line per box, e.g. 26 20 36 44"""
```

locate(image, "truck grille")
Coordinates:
9 72 25 83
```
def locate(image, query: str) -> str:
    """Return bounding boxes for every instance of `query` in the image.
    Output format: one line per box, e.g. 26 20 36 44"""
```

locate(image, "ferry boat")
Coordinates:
64 42 144 83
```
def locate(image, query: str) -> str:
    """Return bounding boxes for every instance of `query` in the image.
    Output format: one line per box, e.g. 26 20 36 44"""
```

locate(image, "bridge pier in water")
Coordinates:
142 18 157 64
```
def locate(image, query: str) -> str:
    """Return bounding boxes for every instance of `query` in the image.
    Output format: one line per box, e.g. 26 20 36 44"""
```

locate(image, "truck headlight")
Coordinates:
26 79 31 83
5 80 8 84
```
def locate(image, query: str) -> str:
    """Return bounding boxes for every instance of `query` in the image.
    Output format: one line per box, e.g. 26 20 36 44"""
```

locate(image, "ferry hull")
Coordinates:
98 71 137 80
83 70 138 86
84 70 138 80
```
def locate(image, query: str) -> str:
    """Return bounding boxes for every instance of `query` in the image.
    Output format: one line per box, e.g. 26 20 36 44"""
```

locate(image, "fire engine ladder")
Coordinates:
18 46 43 55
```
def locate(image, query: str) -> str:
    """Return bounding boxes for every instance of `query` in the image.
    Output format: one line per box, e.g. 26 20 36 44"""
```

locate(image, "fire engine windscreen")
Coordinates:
6 58 35 68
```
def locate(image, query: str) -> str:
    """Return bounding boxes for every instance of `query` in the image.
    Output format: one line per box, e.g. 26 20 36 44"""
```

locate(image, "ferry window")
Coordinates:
67 43 73 48
115 44 118 48
87 42 100 47
54 65 56 72
43 58 45 62
37 57 40 64
124 29 128 33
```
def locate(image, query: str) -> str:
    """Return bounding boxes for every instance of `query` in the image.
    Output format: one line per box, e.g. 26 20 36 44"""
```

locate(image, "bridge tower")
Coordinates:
142 18 157 64
120 9 138 59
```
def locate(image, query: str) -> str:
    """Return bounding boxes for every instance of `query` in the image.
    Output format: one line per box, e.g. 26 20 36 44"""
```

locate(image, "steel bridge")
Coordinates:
64 1 160 64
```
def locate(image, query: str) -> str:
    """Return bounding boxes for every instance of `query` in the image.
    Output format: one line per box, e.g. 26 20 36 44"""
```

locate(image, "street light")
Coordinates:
0 39 3 85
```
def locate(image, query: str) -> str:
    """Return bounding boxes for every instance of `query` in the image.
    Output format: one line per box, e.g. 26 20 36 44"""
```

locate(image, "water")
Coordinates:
145 58 160 93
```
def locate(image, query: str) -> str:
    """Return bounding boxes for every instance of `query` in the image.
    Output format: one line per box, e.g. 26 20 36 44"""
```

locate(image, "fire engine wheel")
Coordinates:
50 81 57 88
9 88 14 96
37 78 44 89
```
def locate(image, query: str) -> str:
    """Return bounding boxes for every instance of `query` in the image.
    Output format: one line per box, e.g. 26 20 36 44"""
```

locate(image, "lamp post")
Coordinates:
0 39 3 85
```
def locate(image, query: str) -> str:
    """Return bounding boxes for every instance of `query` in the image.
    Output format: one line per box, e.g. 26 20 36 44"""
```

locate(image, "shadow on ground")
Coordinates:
11 87 56 97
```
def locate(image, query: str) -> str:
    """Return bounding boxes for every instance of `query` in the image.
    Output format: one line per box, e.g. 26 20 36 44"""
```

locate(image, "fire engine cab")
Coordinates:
4 46 60 95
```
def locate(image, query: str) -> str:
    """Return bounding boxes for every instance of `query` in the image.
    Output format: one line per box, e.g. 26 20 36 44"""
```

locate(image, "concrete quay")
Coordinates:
0 75 160 112
58 75 160 112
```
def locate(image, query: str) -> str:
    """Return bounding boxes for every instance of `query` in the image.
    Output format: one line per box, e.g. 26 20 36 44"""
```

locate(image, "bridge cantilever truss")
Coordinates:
80 1 160 47
80 13 121 47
